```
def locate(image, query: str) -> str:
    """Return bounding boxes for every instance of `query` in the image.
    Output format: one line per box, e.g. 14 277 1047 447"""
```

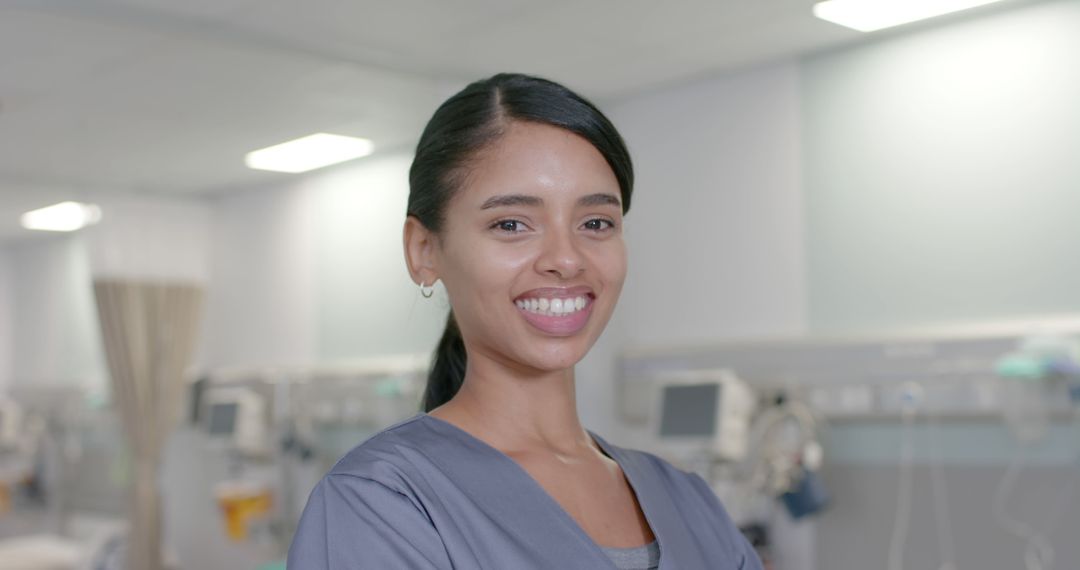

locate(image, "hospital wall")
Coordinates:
804 0 1080 331
5 234 103 391
202 179 317 368
0 249 12 392
607 62 807 348
202 152 449 370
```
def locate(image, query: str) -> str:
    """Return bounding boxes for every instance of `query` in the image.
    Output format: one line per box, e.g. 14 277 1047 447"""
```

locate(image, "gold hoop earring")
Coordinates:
419 280 435 298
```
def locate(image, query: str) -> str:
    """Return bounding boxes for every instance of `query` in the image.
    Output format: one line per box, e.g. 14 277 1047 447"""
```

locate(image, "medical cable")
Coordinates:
992 447 1054 570
887 383 920 570
927 410 958 570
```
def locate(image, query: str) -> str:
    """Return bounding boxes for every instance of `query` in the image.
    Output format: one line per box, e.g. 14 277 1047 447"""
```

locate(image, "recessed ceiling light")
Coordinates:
813 0 1007 32
244 133 375 173
20 201 103 232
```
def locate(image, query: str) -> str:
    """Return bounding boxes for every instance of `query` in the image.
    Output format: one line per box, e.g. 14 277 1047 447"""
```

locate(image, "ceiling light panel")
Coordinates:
244 133 375 173
813 0 1007 32
21 201 103 232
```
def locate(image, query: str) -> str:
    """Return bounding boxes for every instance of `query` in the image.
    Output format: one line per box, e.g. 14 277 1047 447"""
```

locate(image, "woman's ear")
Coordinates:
403 216 439 286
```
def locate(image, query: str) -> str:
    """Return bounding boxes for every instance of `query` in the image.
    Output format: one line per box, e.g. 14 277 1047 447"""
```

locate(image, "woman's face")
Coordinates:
435 121 627 374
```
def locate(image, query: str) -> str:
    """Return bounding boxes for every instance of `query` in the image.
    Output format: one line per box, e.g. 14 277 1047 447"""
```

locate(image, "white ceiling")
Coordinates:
0 0 1037 240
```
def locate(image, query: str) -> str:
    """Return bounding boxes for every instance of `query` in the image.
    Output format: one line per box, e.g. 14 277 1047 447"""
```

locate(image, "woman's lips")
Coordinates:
513 285 596 336
514 294 594 336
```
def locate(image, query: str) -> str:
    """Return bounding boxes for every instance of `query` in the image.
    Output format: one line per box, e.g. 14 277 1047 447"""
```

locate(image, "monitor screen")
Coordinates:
208 402 239 436
659 383 720 437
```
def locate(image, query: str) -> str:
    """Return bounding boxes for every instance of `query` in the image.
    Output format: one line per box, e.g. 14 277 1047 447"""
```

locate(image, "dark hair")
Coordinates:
407 72 634 412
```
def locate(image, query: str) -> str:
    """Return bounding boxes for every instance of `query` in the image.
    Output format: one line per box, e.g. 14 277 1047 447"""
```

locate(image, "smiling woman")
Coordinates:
414 118 627 377
286 73 763 570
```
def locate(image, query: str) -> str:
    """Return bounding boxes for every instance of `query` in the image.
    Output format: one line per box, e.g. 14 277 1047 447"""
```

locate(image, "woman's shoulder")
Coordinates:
322 412 443 490
289 414 457 568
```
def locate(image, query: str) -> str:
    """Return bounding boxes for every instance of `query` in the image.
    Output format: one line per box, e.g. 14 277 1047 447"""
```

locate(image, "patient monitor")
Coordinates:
657 369 756 461
202 388 268 457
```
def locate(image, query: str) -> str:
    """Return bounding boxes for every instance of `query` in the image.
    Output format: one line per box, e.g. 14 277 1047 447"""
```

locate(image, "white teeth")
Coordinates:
516 296 589 317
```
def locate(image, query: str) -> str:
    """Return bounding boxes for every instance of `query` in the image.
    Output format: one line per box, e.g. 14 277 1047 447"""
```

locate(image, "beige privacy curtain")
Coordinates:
93 279 204 570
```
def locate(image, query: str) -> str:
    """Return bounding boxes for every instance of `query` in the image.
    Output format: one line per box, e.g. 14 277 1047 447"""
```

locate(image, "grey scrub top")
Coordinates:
287 412 763 570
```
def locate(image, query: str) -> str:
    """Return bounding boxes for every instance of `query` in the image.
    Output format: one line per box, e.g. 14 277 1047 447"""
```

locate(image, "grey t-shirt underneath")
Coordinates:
601 539 661 570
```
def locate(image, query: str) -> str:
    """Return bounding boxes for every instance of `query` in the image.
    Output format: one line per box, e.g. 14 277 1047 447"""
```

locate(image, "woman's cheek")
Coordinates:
594 240 627 280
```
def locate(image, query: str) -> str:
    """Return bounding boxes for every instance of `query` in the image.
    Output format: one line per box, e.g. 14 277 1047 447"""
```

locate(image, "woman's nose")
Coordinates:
536 229 585 279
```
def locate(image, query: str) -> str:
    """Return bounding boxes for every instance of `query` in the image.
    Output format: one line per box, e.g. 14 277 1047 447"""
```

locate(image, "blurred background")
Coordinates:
1 0 1079 569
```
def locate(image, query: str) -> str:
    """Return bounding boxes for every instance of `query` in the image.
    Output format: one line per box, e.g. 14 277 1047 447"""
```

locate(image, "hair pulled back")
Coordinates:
407 72 634 412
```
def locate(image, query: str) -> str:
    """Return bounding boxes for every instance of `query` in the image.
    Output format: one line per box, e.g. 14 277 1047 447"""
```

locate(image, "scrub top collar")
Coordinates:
418 411 666 569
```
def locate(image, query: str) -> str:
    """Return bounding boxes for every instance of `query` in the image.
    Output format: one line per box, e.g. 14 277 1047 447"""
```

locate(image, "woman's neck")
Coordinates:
430 357 593 456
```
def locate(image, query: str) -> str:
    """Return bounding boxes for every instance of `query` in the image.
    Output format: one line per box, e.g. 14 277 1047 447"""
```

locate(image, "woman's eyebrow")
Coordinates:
577 193 621 208
480 194 541 210
479 193 620 210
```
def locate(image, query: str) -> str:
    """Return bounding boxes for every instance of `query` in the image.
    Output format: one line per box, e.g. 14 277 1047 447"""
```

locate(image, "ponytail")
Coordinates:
422 310 466 412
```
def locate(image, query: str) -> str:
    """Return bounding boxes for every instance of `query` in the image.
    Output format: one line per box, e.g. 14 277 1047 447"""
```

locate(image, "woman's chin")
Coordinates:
514 343 594 373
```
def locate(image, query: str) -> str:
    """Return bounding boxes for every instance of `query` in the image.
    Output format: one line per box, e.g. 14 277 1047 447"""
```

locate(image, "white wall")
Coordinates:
202 182 317 369
201 152 449 371
0 248 13 391
803 0 1080 331
610 62 807 346
85 195 212 283
7 234 103 391
310 154 448 361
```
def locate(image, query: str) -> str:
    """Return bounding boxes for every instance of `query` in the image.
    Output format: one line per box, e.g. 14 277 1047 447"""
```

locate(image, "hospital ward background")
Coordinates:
1 0 1079 568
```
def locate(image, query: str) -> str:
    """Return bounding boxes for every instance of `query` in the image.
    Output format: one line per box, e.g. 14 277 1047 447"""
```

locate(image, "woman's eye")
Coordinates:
583 218 616 232
491 219 527 233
